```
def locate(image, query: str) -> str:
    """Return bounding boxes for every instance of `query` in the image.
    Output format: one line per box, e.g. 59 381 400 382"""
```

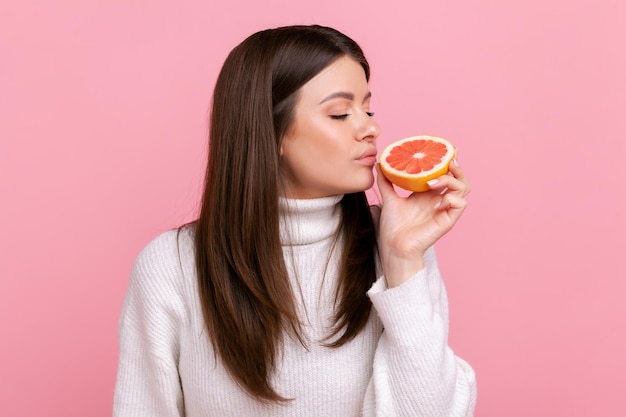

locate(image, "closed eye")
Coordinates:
330 112 374 120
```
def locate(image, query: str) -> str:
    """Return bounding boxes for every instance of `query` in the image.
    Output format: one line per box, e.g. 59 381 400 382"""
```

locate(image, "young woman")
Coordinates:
113 25 476 416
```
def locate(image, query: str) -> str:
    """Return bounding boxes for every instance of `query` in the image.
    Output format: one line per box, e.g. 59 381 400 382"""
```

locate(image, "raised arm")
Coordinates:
361 162 476 416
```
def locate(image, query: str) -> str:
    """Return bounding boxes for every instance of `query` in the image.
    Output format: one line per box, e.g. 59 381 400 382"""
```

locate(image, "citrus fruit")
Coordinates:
379 135 456 192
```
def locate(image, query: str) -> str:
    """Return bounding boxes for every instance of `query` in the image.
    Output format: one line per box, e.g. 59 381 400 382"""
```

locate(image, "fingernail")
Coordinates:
434 201 442 209
453 158 459 167
427 179 439 187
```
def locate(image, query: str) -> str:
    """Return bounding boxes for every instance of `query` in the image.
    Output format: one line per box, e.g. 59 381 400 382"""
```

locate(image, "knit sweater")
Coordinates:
113 195 477 416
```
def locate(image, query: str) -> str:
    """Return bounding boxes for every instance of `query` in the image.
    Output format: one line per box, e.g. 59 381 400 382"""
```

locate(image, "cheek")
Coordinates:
307 126 351 160
281 117 353 175
285 133 340 164
281 141 342 186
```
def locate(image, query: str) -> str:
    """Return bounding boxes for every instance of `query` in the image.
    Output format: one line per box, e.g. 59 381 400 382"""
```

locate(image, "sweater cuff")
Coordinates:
367 270 439 347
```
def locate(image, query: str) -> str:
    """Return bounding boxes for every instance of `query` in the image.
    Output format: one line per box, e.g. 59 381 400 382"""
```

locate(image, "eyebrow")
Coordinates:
319 91 371 104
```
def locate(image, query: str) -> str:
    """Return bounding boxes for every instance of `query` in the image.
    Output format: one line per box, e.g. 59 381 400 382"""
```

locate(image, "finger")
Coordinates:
447 159 465 179
426 174 468 196
435 193 468 220
375 164 398 202
447 160 471 195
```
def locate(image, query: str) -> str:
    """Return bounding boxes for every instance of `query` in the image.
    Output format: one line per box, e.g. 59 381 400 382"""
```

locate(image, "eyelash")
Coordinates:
330 112 375 120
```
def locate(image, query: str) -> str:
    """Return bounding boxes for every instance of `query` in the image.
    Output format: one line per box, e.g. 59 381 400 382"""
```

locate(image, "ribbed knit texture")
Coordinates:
113 195 477 416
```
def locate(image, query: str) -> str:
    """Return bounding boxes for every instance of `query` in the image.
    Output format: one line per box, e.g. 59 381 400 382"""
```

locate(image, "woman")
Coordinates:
113 25 476 416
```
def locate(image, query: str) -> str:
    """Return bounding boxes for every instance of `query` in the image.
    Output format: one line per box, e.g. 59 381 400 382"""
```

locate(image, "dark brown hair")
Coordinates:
193 25 377 402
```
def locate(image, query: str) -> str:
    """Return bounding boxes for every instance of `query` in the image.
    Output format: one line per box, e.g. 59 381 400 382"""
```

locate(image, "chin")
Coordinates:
346 177 375 194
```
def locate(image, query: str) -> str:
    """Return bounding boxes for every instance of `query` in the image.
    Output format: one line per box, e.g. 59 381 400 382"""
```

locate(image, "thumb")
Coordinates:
375 163 397 202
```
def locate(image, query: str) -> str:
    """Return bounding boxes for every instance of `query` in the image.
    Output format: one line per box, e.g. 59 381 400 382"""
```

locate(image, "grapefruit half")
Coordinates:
379 135 456 192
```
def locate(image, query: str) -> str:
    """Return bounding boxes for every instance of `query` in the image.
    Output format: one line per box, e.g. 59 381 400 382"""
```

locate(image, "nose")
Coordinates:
357 115 381 142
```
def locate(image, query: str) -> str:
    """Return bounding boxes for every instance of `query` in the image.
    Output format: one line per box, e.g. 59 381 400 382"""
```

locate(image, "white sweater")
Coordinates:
113 195 477 416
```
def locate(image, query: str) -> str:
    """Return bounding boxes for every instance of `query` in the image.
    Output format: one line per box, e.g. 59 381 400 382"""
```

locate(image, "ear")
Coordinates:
278 133 290 157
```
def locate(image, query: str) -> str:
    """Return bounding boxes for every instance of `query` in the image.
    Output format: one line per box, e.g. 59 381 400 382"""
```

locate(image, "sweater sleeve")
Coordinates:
113 232 187 417
362 246 477 417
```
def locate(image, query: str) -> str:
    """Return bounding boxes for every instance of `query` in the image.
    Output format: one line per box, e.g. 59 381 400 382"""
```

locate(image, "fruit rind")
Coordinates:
379 135 456 192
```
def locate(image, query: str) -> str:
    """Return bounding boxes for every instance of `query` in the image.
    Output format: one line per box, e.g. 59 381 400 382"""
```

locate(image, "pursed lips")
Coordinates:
356 149 378 165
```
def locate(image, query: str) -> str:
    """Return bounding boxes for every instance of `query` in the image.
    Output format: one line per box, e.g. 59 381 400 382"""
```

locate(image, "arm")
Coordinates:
362 162 476 416
113 232 186 417
362 247 477 417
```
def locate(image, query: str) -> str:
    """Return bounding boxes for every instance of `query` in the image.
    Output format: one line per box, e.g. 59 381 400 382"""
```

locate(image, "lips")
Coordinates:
357 149 378 165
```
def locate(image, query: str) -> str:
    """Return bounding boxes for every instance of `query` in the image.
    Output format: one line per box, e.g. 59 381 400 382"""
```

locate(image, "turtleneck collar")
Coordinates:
279 195 343 246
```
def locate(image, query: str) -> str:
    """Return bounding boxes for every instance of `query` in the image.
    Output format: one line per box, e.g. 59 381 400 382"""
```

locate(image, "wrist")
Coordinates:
382 253 425 288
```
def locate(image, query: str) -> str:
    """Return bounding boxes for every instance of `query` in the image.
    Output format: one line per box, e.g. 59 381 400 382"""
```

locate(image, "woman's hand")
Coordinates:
375 159 470 287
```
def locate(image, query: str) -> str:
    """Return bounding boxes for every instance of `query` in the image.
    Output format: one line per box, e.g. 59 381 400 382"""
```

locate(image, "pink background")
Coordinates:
1 1 624 416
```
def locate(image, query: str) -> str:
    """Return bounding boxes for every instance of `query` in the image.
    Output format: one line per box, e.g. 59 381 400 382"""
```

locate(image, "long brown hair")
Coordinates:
193 25 377 402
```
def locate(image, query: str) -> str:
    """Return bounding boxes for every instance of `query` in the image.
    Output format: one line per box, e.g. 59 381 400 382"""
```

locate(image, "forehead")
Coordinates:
297 56 369 103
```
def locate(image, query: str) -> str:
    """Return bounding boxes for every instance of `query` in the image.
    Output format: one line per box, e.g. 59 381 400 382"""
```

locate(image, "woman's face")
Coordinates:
279 56 381 199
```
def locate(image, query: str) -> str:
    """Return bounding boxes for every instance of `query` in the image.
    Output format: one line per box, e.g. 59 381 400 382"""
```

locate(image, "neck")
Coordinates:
279 195 343 246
